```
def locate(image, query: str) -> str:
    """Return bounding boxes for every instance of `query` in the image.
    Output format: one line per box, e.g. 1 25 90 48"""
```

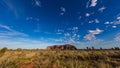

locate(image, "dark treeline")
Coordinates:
0 46 120 52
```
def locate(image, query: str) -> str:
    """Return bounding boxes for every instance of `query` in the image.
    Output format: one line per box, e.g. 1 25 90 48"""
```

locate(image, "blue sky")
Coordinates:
0 0 120 49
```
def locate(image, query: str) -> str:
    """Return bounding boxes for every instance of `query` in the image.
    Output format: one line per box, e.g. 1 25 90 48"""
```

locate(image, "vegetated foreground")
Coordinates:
0 49 120 68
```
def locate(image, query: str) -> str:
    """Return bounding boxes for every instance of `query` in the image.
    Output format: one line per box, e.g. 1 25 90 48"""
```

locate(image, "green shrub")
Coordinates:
0 47 8 54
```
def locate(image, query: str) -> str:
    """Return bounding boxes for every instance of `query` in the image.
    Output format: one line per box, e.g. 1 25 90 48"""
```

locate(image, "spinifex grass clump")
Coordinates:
0 48 120 68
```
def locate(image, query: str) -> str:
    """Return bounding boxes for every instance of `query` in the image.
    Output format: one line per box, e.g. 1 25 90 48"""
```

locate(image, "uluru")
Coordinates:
46 44 77 50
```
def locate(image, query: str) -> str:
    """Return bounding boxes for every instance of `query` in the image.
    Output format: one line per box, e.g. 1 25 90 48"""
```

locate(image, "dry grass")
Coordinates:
0 49 120 68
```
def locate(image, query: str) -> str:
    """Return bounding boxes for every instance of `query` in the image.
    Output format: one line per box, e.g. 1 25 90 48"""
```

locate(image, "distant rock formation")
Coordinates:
46 44 77 50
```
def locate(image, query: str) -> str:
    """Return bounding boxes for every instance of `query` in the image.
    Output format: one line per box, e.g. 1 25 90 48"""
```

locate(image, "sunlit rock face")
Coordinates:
46 44 77 50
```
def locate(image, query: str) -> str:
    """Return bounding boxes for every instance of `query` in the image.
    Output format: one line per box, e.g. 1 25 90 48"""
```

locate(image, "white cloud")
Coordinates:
84 28 103 40
104 21 110 24
104 15 120 25
89 28 103 34
98 6 106 12
68 38 82 45
84 34 96 40
86 13 90 17
90 0 98 7
114 20 120 25
88 20 94 23
117 17 120 20
112 26 117 28
86 0 98 8
112 15 120 25
88 19 99 23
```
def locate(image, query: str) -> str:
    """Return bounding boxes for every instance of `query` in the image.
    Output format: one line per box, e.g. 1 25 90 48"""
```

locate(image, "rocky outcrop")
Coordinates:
46 44 77 50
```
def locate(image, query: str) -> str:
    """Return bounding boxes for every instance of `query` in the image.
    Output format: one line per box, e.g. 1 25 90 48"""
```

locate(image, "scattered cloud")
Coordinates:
98 6 106 12
73 27 78 30
117 16 120 20
26 17 40 21
112 26 117 28
104 21 111 24
113 15 120 25
64 33 70 37
34 0 41 7
84 28 103 40
95 19 99 23
60 7 66 15
86 13 90 17
104 15 120 25
88 20 94 23
104 15 120 29
68 38 81 44
56 29 64 35
55 27 80 45
114 20 120 25
88 19 99 23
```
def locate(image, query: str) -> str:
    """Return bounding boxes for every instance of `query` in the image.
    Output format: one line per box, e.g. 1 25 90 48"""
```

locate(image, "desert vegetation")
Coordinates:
0 47 120 68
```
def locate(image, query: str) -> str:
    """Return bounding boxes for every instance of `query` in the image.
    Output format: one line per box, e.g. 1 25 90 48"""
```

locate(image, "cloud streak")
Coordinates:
0 24 28 38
